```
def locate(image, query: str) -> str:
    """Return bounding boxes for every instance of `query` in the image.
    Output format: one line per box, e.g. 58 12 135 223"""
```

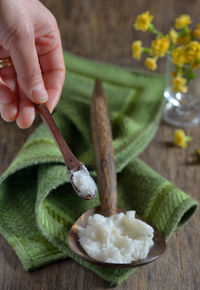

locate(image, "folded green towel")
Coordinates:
0 52 198 286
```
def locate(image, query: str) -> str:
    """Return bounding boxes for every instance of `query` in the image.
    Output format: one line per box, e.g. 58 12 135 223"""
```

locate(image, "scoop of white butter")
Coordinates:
78 211 154 264
72 165 97 199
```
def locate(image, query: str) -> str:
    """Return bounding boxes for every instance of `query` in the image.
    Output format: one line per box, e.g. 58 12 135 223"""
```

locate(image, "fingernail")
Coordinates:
46 103 53 114
31 84 48 103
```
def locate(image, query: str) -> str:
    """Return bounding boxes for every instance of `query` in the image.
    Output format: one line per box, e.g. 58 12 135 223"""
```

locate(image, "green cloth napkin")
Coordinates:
0 52 198 286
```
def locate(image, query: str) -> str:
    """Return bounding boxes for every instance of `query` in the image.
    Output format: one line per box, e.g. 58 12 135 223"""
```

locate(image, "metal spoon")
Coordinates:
36 103 97 200
68 79 166 268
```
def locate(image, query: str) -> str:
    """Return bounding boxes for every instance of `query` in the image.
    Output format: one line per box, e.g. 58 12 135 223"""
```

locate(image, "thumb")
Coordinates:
10 30 48 104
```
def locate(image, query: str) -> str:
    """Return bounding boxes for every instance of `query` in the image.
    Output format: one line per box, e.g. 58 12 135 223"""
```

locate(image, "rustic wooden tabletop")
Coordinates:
0 0 199 289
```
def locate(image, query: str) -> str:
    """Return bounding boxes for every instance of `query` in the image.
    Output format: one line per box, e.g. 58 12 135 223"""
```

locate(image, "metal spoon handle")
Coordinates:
36 104 81 171
90 79 117 216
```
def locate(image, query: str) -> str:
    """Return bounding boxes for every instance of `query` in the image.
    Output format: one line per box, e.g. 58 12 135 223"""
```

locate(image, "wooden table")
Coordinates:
0 1 199 289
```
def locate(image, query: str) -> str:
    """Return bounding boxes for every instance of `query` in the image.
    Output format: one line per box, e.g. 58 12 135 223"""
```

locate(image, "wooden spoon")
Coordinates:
0 56 96 200
36 103 97 200
68 79 166 268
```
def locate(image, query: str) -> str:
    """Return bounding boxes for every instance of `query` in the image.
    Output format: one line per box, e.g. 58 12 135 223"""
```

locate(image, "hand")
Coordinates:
0 0 65 128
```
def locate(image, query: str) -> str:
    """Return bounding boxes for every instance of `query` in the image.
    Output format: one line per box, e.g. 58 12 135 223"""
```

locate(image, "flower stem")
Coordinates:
148 24 163 37
142 47 152 53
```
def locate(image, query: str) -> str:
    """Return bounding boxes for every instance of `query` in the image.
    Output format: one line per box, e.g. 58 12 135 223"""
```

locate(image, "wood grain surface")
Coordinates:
0 0 200 289
37 104 81 171
91 79 118 216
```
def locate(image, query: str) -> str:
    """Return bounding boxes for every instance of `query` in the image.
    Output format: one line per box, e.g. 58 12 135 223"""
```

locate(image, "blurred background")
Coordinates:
41 0 200 72
0 1 200 289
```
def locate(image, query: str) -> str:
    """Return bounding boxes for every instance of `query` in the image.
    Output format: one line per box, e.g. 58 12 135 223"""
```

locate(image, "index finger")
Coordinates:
37 36 65 113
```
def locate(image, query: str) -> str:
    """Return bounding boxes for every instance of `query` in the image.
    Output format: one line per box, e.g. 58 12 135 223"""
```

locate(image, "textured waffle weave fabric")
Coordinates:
0 52 198 285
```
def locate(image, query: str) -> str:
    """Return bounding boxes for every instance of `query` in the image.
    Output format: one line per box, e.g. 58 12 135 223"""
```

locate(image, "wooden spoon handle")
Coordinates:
90 79 117 216
36 104 81 171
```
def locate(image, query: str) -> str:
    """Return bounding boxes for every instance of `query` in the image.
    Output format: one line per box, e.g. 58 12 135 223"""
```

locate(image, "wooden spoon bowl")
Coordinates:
68 206 166 268
68 79 166 268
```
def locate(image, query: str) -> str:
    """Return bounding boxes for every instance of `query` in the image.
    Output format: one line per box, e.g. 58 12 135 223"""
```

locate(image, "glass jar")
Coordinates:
163 56 200 128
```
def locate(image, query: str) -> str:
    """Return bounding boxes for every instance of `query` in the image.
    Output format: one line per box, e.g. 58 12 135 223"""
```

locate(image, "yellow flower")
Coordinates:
144 57 157 71
174 130 191 148
193 24 200 39
172 46 186 67
175 15 192 29
186 41 200 64
192 63 200 70
151 37 170 57
177 35 191 45
171 76 188 93
132 41 142 60
171 71 177 78
169 28 178 44
134 11 153 31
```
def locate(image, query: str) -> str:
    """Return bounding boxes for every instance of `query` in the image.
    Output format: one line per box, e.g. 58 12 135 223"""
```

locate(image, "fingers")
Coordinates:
16 90 36 129
0 63 19 122
0 82 15 104
0 67 16 104
0 96 18 122
10 28 48 105
0 85 36 128
36 20 65 113
42 69 65 113
0 6 65 129
39 43 65 113
0 46 10 59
